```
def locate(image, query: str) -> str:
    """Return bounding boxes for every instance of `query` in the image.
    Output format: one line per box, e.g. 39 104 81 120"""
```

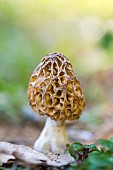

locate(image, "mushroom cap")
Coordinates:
27 52 85 121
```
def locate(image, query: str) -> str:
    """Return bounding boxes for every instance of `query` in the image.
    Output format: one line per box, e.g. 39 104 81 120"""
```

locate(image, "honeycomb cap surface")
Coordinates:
28 52 85 121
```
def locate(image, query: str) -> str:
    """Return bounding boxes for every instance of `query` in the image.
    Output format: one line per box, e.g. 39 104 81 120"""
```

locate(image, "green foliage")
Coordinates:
99 32 113 49
67 137 113 170
66 142 97 161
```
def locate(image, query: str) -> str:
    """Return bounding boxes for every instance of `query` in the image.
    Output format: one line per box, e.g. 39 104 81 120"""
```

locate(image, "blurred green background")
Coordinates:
0 0 113 124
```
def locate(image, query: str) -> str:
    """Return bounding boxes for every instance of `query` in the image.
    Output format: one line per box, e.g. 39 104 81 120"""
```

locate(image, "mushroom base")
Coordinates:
34 117 68 154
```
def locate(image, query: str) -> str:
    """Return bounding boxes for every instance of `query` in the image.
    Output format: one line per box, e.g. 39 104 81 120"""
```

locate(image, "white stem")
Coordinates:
34 118 68 154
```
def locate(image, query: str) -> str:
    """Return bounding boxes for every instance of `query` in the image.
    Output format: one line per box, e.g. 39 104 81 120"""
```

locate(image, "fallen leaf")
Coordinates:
0 153 15 165
0 141 74 167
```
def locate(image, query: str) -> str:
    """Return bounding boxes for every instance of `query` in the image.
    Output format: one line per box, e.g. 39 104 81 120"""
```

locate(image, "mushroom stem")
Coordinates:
34 117 68 154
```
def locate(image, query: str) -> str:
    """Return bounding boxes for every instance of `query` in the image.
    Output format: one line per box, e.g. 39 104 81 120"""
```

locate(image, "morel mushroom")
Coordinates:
27 52 85 153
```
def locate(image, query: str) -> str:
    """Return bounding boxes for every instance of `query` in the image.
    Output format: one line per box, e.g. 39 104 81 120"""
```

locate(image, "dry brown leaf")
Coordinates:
0 141 74 167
